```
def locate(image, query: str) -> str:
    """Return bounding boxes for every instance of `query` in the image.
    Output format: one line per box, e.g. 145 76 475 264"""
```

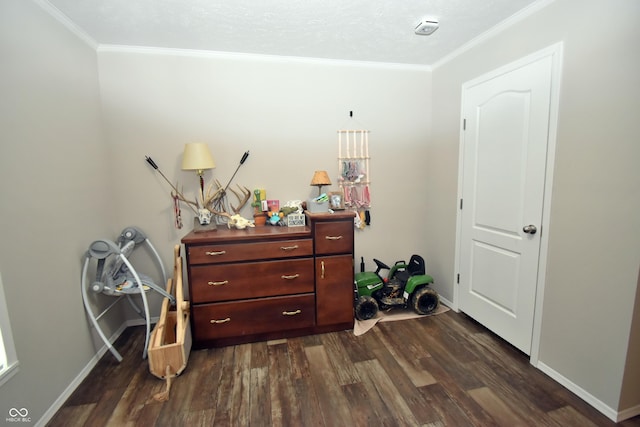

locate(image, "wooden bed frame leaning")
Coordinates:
148 244 192 401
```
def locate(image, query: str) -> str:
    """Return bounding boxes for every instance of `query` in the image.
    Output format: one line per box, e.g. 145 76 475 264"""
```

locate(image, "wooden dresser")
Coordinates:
181 211 354 348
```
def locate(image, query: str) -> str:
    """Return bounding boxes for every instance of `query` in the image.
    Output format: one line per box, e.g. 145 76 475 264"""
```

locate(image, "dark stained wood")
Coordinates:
47 310 640 427
313 220 354 254
191 294 316 342
181 226 311 245
183 212 355 350
267 342 300 426
315 255 355 326
319 331 361 385
185 238 313 265
305 345 355 426
189 258 315 303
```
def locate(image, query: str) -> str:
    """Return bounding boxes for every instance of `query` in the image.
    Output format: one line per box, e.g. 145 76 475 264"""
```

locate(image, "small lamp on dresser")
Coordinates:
310 170 331 196
182 143 216 227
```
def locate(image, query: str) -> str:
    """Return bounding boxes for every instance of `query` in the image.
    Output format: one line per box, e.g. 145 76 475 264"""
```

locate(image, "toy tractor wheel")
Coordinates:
411 287 439 315
355 295 379 320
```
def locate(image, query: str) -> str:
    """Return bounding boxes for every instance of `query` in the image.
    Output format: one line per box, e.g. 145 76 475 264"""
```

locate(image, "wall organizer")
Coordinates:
337 129 371 229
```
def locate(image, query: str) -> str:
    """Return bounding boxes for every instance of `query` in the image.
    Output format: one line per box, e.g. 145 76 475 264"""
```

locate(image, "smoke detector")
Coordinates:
415 19 439 35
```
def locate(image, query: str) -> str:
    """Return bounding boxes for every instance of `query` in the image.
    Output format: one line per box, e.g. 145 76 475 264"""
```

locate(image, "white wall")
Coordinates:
97 48 432 278
0 2 432 423
620 270 640 412
430 0 640 416
0 0 116 422
3 0 638 423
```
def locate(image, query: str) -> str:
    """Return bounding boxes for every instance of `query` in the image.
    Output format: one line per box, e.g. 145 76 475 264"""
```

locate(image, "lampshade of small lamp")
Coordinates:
182 143 216 196
310 170 331 196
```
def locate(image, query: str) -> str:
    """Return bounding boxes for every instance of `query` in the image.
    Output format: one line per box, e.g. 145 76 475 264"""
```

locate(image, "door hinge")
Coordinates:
460 199 463 210
463 118 466 130
457 273 460 284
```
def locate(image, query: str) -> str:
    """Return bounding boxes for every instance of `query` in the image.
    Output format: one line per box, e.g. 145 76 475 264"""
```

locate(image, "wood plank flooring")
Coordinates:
48 310 640 426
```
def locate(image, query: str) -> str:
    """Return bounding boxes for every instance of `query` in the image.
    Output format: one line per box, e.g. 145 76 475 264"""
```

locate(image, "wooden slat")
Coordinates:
355 359 420 426
468 386 528 426
319 332 361 385
337 322 385 362
373 322 437 387
340 382 381 427
249 366 270 426
547 405 599 427
46 404 95 427
370 345 438 425
418 354 497 427
178 348 219 413
419 382 477 426
268 342 302 426
293 376 325 427
304 345 354 426
286 336 311 380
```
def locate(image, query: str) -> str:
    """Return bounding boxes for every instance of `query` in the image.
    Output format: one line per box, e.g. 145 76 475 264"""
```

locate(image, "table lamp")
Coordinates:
182 143 215 195
182 143 216 227
310 170 331 196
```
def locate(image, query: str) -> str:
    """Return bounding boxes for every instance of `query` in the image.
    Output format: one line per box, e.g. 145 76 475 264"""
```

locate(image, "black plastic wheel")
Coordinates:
355 295 379 320
411 287 439 315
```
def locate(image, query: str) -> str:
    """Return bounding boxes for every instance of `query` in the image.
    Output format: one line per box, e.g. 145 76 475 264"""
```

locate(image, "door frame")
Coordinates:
453 43 563 365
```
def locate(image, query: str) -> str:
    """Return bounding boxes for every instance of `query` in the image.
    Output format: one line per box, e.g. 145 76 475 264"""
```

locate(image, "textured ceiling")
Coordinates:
45 0 540 67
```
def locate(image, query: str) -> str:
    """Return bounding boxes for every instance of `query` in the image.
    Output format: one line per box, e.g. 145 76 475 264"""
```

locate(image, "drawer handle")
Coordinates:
325 235 343 240
280 245 299 251
205 250 226 256
321 261 325 279
282 309 301 316
208 280 229 286
210 318 231 324
281 274 300 280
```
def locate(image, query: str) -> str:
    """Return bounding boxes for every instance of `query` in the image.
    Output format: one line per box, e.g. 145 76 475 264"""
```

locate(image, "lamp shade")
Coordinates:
181 143 216 172
310 170 331 186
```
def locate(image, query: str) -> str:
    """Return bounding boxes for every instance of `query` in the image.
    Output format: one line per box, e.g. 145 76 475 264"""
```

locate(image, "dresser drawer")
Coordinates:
192 294 315 341
187 238 313 265
314 221 353 255
189 258 314 303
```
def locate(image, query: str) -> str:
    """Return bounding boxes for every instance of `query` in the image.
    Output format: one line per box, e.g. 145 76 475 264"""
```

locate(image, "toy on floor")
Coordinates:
354 255 439 321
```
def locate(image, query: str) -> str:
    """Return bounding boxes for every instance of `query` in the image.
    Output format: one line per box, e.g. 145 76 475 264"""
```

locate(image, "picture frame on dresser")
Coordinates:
329 191 345 210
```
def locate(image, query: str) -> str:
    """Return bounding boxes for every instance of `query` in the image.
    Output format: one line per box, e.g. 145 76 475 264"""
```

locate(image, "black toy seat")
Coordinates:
394 255 425 285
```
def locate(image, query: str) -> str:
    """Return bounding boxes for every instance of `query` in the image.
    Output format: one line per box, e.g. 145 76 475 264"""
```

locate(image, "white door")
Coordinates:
457 50 559 355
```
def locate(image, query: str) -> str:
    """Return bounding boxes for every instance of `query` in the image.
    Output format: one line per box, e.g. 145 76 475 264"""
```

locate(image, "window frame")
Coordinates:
0 272 19 387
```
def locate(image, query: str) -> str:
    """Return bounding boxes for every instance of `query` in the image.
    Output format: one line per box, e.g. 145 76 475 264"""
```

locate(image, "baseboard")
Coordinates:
535 361 637 422
617 403 640 422
439 296 454 310
35 317 157 427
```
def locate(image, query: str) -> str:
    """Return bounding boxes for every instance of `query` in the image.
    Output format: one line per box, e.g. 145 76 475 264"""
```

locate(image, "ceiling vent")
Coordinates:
415 19 439 36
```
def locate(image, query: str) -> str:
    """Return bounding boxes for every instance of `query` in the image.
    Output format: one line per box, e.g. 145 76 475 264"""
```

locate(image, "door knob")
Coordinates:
523 225 537 235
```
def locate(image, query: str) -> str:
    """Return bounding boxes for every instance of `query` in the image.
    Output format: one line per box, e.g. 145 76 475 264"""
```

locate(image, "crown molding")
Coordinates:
97 44 433 72
432 0 557 70
35 0 98 50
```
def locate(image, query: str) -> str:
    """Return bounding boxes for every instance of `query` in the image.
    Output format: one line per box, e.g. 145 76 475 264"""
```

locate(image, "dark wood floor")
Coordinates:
48 310 640 426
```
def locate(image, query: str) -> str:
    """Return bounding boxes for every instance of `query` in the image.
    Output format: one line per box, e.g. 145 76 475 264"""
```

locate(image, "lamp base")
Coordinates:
193 217 217 233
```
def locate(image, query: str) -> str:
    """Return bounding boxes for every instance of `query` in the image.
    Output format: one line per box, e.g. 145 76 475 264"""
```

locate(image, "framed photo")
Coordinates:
329 191 345 210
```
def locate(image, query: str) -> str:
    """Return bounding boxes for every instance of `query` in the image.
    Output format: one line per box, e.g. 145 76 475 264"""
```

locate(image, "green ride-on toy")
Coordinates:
354 255 439 321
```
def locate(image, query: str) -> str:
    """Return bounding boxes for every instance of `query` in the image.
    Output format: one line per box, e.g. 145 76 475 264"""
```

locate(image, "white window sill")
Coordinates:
0 361 19 388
